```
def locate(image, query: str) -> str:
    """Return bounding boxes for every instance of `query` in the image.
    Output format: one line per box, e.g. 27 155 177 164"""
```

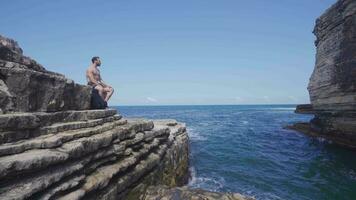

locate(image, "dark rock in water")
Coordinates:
295 104 314 114
0 34 91 113
287 122 356 149
294 0 356 148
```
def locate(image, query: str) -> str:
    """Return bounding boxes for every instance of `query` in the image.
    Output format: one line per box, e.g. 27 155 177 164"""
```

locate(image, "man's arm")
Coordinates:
98 74 111 88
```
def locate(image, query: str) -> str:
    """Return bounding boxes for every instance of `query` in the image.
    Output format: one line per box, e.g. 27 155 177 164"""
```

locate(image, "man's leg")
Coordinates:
94 85 105 100
103 86 114 102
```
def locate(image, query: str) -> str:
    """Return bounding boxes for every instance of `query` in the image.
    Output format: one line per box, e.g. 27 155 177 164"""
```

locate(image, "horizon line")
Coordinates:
111 103 307 107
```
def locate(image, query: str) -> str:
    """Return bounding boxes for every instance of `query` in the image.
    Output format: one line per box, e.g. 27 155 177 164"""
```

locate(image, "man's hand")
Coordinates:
99 80 110 88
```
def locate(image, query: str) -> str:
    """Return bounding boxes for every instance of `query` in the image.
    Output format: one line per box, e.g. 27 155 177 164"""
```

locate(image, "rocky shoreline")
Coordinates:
2 0 353 198
0 35 251 199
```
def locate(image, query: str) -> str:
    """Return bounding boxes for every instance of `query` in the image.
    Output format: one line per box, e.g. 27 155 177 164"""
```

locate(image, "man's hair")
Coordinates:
91 56 100 63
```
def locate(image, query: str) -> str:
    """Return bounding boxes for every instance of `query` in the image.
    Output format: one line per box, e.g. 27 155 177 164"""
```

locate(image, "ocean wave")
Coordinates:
256 193 284 200
241 120 249 125
188 166 225 192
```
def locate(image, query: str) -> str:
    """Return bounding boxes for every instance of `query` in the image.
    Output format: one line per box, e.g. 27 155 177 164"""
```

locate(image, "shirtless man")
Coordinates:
86 56 114 102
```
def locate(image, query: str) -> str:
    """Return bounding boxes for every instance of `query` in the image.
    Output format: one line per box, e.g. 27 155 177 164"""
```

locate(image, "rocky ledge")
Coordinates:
293 0 356 149
0 34 252 200
294 104 314 114
0 109 190 200
140 185 254 200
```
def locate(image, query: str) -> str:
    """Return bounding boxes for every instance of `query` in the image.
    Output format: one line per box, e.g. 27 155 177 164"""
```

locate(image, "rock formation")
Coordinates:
0 109 189 200
0 35 91 113
293 0 356 148
294 104 314 114
0 34 251 200
140 185 253 200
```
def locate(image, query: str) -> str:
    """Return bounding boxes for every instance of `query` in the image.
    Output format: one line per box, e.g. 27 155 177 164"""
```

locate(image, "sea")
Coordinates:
115 105 356 200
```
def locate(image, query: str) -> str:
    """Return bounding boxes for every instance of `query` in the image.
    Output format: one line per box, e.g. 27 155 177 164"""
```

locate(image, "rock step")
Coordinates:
0 114 122 145
0 118 128 157
39 114 122 136
0 126 128 180
0 120 158 179
57 139 170 200
0 146 112 200
153 119 187 137
0 109 118 131
0 127 170 200
141 185 253 200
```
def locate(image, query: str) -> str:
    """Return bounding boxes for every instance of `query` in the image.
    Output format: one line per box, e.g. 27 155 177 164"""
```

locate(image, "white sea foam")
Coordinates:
187 127 207 141
257 193 284 200
349 170 356 181
241 120 249 125
188 166 198 185
316 137 326 143
188 166 225 192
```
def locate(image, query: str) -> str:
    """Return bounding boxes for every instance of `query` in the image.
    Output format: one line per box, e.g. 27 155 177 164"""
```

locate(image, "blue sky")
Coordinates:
1 0 336 105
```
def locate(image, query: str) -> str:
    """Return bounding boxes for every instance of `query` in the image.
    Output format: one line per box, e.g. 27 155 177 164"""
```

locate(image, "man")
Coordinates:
86 56 114 103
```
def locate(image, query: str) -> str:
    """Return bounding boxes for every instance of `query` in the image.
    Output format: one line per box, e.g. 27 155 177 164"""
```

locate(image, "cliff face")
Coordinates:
295 0 356 148
0 35 91 113
309 0 356 111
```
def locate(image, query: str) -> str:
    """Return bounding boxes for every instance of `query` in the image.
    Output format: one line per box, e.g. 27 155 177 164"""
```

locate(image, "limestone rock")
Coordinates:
308 0 356 111
294 104 314 114
295 0 356 148
0 110 196 200
0 34 45 72
140 185 253 200
0 34 91 113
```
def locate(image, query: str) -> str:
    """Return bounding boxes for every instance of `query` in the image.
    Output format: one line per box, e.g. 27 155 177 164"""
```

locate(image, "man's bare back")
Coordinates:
86 56 114 103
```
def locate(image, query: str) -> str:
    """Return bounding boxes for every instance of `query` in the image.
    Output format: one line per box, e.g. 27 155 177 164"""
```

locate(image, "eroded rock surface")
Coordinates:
294 104 314 114
294 0 356 148
308 0 356 111
140 185 253 200
0 109 190 200
0 34 91 113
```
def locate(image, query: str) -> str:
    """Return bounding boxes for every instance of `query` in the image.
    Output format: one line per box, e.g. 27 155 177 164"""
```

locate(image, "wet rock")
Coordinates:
140 185 253 200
